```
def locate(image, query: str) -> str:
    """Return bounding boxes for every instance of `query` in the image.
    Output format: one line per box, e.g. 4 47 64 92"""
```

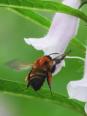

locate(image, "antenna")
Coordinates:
48 53 59 56
53 50 71 64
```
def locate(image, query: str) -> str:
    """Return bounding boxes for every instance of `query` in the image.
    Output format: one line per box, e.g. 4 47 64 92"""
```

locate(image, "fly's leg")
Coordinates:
47 71 53 95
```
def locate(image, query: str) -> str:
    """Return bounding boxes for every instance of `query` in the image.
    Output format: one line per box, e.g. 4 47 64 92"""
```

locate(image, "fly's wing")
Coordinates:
6 59 32 71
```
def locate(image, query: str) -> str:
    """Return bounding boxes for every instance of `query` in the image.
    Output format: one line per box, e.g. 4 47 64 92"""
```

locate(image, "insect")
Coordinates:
7 51 70 94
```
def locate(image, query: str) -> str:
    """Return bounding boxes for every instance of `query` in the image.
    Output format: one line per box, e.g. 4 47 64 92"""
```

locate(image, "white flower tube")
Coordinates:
24 0 81 74
67 50 87 114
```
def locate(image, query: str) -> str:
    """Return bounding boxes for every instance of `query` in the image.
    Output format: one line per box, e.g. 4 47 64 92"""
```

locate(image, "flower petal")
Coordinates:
24 0 81 54
24 15 80 54
24 37 46 50
67 79 87 102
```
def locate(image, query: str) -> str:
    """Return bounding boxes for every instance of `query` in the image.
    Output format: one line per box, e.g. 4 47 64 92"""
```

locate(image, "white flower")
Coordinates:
24 0 81 74
67 50 87 114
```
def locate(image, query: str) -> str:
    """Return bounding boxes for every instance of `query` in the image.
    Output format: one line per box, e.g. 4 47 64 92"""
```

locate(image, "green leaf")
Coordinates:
80 0 87 7
0 78 86 115
8 8 86 50
9 8 51 29
0 0 87 23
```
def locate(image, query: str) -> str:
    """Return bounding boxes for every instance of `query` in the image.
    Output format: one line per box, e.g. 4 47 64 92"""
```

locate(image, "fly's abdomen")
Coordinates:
27 71 47 91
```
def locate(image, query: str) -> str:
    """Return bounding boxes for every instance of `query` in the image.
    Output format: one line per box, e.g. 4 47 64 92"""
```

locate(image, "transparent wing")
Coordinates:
6 59 33 71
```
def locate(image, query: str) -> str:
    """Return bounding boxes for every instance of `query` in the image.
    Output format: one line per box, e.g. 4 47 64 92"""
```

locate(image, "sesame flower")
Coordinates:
67 50 87 114
24 0 81 74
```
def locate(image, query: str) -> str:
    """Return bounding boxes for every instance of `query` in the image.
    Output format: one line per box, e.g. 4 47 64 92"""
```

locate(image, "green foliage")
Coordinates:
0 78 85 115
9 8 51 29
0 0 87 116
80 0 87 7
0 0 87 22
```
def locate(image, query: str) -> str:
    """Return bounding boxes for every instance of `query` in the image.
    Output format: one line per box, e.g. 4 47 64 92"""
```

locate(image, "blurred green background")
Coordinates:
0 1 87 116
